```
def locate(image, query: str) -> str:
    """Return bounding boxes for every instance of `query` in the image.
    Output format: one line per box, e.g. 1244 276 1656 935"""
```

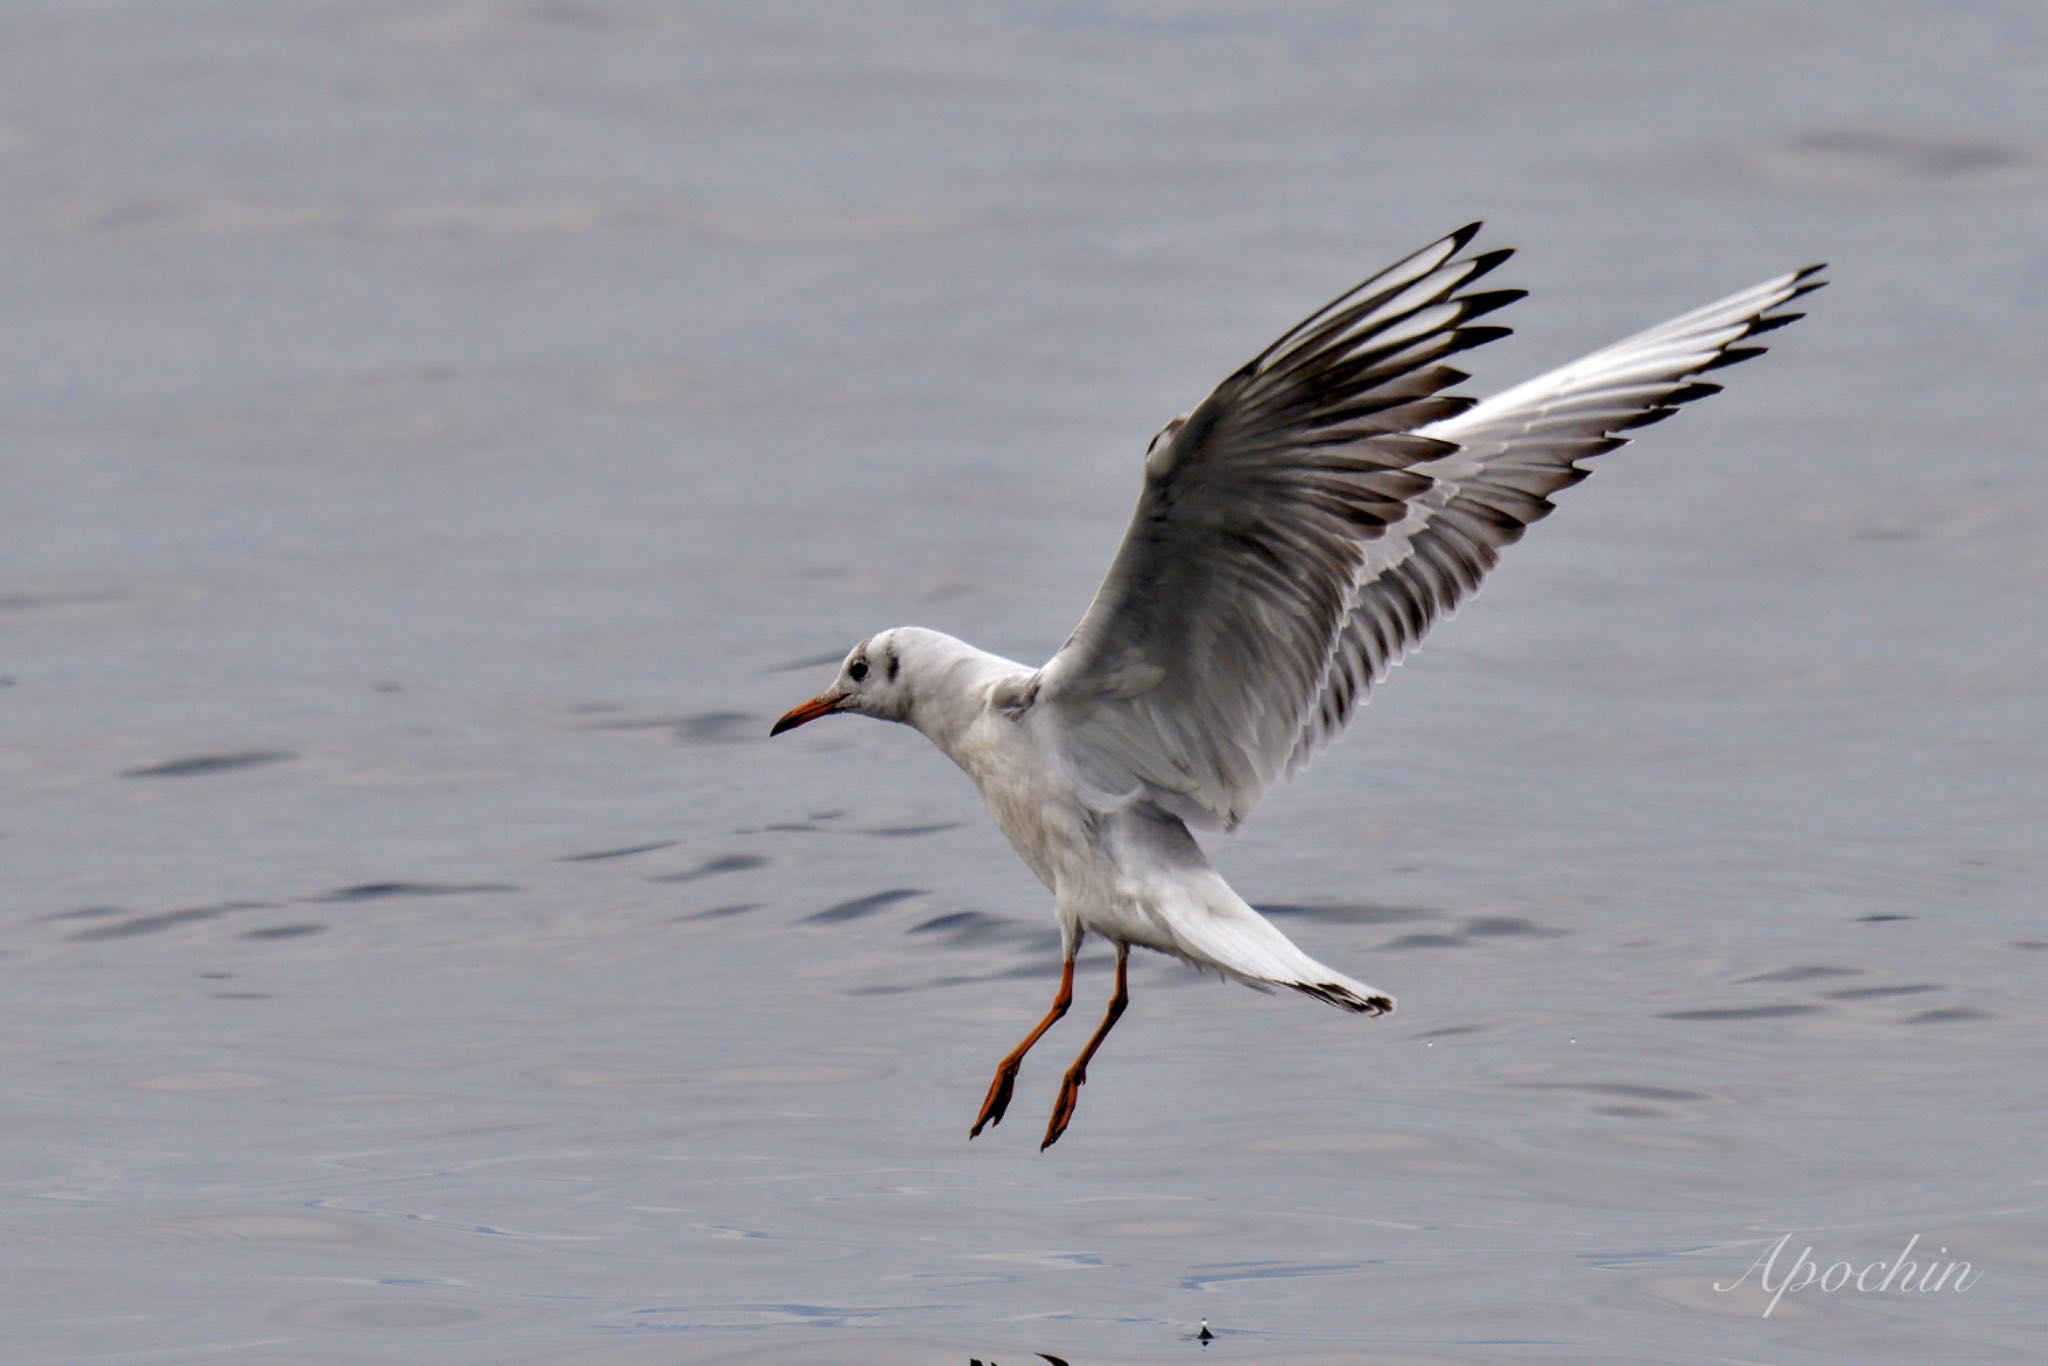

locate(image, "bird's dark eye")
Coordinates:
848 660 868 682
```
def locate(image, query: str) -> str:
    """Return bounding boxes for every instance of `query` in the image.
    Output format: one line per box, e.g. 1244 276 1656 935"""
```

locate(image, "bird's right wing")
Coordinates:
1031 224 1522 830
1284 263 1827 775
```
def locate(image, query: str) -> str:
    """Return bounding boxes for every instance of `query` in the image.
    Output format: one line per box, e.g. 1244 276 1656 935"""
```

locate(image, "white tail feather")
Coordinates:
1158 881 1393 1015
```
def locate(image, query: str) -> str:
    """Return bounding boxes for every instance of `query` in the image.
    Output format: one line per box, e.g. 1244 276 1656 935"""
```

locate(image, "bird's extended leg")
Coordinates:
1041 942 1129 1151
970 954 1073 1137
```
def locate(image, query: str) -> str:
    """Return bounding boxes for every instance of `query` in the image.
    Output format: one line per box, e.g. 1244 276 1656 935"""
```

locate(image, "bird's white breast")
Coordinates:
949 709 1103 901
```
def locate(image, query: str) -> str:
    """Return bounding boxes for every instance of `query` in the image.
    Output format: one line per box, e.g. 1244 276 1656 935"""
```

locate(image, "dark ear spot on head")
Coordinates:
886 650 900 683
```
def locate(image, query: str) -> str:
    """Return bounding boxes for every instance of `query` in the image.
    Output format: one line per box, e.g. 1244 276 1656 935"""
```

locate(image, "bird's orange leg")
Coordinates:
970 955 1074 1137
1041 943 1129 1151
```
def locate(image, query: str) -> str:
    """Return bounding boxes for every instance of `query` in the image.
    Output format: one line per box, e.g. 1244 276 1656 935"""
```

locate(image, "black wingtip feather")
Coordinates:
1745 310 1805 337
1459 288 1525 322
1445 324 1512 356
1463 246 1515 283
1618 405 1678 430
1701 344 1767 371
1607 374 1726 433
1447 221 1484 251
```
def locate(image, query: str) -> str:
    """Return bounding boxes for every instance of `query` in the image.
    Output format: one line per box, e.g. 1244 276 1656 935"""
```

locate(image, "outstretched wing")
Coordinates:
1285 264 1826 775
1034 224 1523 829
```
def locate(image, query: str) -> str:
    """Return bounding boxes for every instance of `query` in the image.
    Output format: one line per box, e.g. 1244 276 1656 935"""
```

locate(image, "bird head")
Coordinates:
770 630 915 735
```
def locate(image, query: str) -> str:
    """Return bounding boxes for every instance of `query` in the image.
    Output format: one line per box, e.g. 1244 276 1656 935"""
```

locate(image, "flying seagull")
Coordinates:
772 224 1822 1149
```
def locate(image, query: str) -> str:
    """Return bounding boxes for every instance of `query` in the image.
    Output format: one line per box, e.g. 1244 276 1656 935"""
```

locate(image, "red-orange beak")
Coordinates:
769 690 846 737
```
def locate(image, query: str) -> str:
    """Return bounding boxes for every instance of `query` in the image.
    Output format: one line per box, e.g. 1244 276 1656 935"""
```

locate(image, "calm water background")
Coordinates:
4 2 2045 1361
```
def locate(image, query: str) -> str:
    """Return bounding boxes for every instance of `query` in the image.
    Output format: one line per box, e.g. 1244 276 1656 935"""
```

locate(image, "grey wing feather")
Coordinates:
1036 224 1523 829
1286 263 1827 774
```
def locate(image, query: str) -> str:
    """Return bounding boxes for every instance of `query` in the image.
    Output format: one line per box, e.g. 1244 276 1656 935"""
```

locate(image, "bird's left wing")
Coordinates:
1032 224 1521 829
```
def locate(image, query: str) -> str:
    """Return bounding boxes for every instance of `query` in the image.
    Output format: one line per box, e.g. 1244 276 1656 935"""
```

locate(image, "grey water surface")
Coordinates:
4 2 2045 1362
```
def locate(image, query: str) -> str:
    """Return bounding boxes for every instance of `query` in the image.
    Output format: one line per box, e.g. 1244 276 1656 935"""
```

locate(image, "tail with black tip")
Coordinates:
1162 874 1393 1016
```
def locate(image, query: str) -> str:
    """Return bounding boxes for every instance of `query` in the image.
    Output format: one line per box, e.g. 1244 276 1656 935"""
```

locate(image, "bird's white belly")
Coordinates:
953 719 1109 896
950 716 1181 952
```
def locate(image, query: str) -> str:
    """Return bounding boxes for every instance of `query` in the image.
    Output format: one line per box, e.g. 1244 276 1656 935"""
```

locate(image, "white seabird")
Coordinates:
772 223 1823 1149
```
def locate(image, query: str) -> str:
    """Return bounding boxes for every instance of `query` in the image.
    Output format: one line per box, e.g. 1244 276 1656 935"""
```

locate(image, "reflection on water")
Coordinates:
122 750 297 779
4 1 2044 1363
